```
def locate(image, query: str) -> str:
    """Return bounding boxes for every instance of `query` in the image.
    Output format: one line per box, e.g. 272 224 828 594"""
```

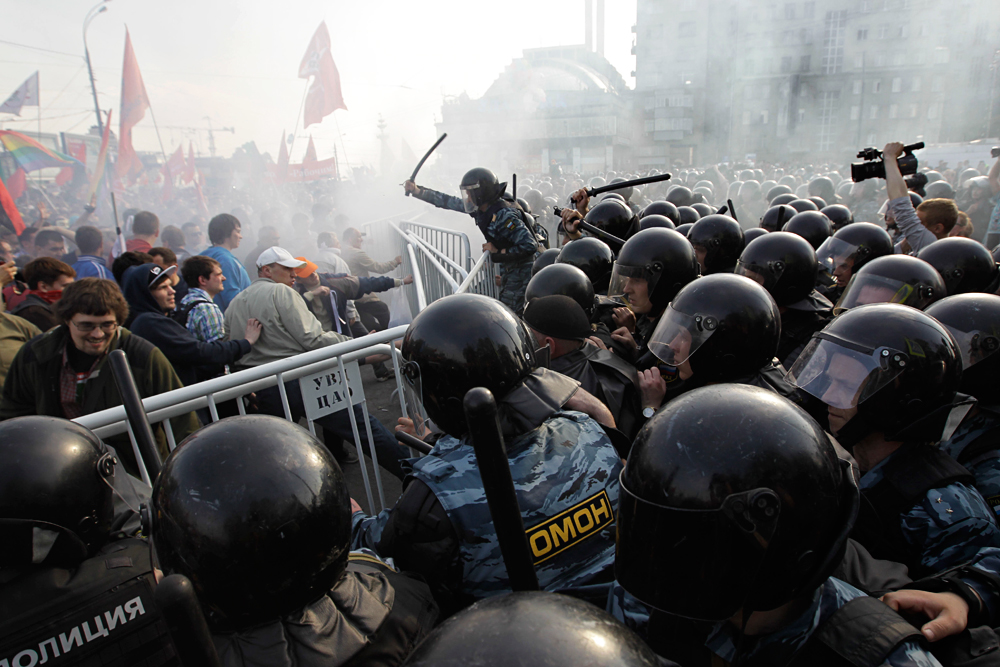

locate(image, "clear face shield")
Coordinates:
815 237 860 275
785 334 908 409
834 273 937 314
608 262 662 314
461 183 481 214
400 360 429 438
735 258 784 292
944 326 1000 371
647 306 720 366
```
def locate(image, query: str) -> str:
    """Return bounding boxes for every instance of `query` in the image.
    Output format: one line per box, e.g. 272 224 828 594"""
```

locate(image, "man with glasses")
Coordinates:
0 277 199 475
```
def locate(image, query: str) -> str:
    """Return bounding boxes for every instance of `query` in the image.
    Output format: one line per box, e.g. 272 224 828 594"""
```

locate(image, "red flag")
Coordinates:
0 174 25 235
299 22 346 128
6 168 26 200
182 142 195 184
166 145 184 174
117 29 150 178
161 163 173 202
304 135 318 163
56 140 86 186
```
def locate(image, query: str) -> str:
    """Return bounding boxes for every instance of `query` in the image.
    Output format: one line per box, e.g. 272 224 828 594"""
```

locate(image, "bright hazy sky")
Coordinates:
0 0 636 170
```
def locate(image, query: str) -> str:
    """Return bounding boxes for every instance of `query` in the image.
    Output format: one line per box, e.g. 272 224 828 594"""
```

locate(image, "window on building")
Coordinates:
891 77 902 92
931 76 943 92
851 105 861 120
781 56 793 72
852 80 863 94
875 52 886 67
860 0 872 12
869 105 879 119
804 1 815 17
890 52 904 67
908 103 918 118
798 108 807 122
898 25 908 38
919 24 929 36
822 10 847 74
872 80 882 93
857 28 869 40
974 24 987 44
927 103 939 120
935 47 950 64
878 25 888 39
867 132 877 145
854 54 865 69
745 59 755 75
785 3 796 19
912 77 921 92
761 110 770 124
745 85 756 100
889 104 898 119
800 55 811 72
678 21 696 36
761 84 771 99
743 111 752 125
800 28 813 44
644 120 655 132
778 107 789 126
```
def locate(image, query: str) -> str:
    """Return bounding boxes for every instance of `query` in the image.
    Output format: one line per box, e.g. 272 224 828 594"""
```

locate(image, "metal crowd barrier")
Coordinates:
73 328 411 513
401 221 474 272
456 250 501 299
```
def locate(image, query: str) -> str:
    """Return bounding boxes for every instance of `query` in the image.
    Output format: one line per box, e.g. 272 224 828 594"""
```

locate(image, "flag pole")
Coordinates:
333 112 351 179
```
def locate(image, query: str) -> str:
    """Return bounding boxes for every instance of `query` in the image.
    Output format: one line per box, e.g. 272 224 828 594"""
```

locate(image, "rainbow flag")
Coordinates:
0 130 82 173
87 109 112 202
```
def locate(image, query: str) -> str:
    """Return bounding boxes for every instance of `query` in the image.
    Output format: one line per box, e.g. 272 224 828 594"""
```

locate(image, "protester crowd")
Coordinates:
4 143 1000 666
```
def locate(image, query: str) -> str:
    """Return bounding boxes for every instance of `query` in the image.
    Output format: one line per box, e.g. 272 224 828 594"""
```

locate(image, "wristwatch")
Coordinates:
642 406 656 419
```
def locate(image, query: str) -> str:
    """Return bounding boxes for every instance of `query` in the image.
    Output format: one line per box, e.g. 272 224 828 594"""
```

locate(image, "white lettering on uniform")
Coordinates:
12 650 37 667
58 627 82 653
36 638 59 663
123 597 145 620
83 616 109 642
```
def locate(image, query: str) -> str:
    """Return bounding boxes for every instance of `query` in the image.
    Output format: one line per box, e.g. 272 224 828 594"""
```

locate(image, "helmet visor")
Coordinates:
608 263 661 307
735 258 784 292
834 273 935 314
647 306 719 366
944 326 1000 371
400 360 429 438
460 184 480 214
785 335 908 409
815 236 860 274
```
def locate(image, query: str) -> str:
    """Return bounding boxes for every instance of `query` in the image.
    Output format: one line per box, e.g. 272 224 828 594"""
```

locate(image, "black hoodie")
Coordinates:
122 264 250 386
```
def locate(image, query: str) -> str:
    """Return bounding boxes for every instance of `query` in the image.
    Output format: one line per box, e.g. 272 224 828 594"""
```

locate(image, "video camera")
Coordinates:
851 142 924 183
992 147 1000 159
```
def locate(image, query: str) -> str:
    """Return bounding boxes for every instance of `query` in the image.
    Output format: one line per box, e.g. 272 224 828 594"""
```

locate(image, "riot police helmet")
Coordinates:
525 263 597 318
926 181 955 200
557 237 615 293
522 188 546 215
766 184 793 202
151 415 353 630
760 204 798 232
808 196 828 210
640 200 680 224
691 202 715 218
460 167 505 213
531 247 561 275
918 237 1000 296
821 204 854 231
675 222 694 237
788 198 820 213
736 231 819 307
744 227 769 243
782 210 833 250
676 206 701 225
638 214 676 231
815 222 893 282
665 185 694 208
608 228 700 315
583 199 636 241
926 294 1000 402
770 193 798 207
834 254 945 313
607 177 634 202
687 214 745 274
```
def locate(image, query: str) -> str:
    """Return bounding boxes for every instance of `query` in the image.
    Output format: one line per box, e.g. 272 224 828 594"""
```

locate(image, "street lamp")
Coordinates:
83 1 111 135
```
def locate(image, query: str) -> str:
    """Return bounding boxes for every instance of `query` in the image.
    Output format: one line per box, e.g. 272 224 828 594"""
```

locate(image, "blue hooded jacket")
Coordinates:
122 264 250 386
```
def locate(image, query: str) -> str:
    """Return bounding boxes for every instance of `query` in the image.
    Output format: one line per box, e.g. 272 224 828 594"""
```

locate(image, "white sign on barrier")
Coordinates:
300 360 365 422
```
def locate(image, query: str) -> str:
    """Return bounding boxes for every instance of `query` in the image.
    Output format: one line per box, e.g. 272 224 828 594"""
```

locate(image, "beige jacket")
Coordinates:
342 245 400 304
224 278 347 369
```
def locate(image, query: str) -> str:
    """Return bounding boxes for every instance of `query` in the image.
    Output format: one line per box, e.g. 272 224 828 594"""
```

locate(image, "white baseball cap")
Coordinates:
256 246 306 269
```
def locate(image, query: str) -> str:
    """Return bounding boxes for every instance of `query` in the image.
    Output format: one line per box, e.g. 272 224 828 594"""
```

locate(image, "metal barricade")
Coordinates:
402 221 474 273
456 250 501 299
73 328 411 513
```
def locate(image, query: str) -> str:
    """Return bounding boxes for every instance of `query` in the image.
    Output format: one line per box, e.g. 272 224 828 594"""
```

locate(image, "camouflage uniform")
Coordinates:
608 578 942 666
940 406 1000 516
415 187 538 312
352 410 621 602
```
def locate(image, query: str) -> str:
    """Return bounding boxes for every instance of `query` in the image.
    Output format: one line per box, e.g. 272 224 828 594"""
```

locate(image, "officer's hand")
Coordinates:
0 262 16 288
350 498 363 514
570 187 590 214
883 142 905 161
612 306 636 333
494 274 502 287
403 275 414 285
483 242 498 253
561 208 583 236
396 417 431 439
610 327 638 353
587 336 609 351
244 318 263 346
881 590 968 642
638 368 667 411
404 180 420 195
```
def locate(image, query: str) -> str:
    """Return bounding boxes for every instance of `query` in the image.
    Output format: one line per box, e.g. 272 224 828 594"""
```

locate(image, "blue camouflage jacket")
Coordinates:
940 405 1000 516
608 578 942 666
352 410 621 600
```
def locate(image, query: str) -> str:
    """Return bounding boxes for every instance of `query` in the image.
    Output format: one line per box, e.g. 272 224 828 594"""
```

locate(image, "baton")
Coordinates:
155 574 223 667
775 204 788 230
405 133 447 197
553 207 626 248
585 172 671 199
727 199 738 223
716 204 728 215
108 349 162 481
394 429 434 455
463 387 540 592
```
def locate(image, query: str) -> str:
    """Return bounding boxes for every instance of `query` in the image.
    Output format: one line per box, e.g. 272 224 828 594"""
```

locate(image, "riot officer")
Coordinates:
736 231 833 368
151 415 438 665
815 222 894 302
759 203 798 232
676 206 701 226
786 304 1000 577
561 199 638 252
789 198 820 213
822 203 854 232
687 214 745 274
611 385 938 666
783 210 833 250
833 254 945 313
525 263 597 318
917 237 1000 295
0 417 174 665
638 214 676 231
640 200 680 224
531 247 561 275
556 237 614 294
744 227 769 243
352 294 623 612
405 168 538 312
766 183 794 202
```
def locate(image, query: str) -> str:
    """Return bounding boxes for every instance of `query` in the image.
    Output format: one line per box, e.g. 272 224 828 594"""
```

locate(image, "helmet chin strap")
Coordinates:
830 412 879 452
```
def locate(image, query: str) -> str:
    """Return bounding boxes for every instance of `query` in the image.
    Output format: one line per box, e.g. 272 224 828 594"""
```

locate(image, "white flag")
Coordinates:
0 72 39 116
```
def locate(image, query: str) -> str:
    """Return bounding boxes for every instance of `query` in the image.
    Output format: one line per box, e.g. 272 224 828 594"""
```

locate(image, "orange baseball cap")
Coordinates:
293 257 318 278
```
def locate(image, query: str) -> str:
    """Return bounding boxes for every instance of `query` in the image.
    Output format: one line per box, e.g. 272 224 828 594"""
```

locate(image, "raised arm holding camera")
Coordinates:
882 142 947 255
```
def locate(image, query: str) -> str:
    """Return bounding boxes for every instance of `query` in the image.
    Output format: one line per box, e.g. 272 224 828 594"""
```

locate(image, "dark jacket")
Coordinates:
296 272 399 335
123 264 250 386
551 341 642 440
0 325 199 473
9 293 59 332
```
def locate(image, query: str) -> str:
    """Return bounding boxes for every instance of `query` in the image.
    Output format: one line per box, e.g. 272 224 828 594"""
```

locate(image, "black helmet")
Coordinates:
589 176 607 189
908 191 924 208
522 188 545 214
744 227 769 243
917 237 1000 296
598 192 627 204
925 170 944 183
676 206 701 225
608 228 700 315
760 204 797 232
0 417 114 565
525 263 596 318
821 204 854 231
925 294 1000 402
815 222 893 280
770 193 798 207
460 167 505 213
736 232 819 307
835 254 945 313
516 197 534 216
691 202 715 218
583 199 635 241
617 384 857 620
925 181 955 200
638 213 676 231
766 184 794 202
675 222 694 237
782 211 832 250
648 274 780 382
151 415 352 630
808 196 828 210
665 185 693 207
809 176 836 202
688 214 745 274
607 177 634 202
402 592 661 666
557 237 615 293
787 303 962 443
640 200 680 224
401 294 537 437
788 198 819 213
531 247 561 275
